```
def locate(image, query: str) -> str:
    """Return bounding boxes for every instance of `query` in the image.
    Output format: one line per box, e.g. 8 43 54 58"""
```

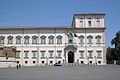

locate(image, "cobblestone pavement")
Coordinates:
0 65 120 80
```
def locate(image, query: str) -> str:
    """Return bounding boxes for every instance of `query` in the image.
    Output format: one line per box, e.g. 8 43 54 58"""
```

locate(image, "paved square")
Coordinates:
0 65 120 80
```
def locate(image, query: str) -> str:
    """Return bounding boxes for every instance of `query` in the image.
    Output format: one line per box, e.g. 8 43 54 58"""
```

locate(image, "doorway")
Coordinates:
68 51 74 63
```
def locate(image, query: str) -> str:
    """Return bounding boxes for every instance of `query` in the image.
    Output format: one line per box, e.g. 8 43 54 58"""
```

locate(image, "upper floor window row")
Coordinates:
0 35 101 45
78 35 102 44
0 35 63 45
79 19 101 27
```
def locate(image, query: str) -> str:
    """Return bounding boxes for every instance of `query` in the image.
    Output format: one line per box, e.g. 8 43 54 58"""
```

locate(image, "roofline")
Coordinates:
0 26 70 30
0 26 106 30
74 13 106 16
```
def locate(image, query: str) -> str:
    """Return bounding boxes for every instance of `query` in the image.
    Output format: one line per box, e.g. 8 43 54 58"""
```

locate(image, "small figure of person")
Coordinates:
19 64 21 68
16 64 19 69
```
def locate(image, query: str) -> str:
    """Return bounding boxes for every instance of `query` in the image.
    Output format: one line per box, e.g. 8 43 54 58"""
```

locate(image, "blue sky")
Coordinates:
0 0 120 47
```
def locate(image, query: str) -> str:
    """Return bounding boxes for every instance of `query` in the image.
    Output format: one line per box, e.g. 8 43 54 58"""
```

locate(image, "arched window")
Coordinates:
0 36 5 44
57 35 62 44
32 35 38 44
16 35 22 44
96 35 101 44
7 35 13 44
40 35 46 44
79 35 84 44
87 35 93 44
24 35 30 44
48 35 54 44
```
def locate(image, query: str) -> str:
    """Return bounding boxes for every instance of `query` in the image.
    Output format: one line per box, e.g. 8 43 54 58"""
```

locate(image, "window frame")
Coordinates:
0 36 5 44
87 35 93 44
48 35 54 44
32 36 38 44
7 36 13 44
57 35 62 44
24 36 30 44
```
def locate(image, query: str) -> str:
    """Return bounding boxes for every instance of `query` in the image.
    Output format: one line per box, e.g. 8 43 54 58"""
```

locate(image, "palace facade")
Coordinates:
0 13 106 67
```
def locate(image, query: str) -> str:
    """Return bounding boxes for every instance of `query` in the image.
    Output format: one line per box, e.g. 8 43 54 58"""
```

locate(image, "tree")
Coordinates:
106 47 118 64
111 31 120 60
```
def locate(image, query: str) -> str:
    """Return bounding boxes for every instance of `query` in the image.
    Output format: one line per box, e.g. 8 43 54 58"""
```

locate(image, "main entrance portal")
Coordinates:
68 51 74 63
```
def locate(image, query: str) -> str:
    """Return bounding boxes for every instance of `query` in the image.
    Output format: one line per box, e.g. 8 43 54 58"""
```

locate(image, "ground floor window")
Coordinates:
33 61 36 64
89 61 92 64
17 61 19 64
81 61 84 64
50 61 53 64
58 61 61 64
25 61 28 64
42 61 44 64
98 61 101 64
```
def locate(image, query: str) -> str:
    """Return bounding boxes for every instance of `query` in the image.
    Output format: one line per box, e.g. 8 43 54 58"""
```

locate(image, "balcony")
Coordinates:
64 43 77 52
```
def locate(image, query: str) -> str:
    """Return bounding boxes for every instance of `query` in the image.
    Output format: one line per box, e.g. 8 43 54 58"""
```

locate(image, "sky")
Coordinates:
0 0 120 47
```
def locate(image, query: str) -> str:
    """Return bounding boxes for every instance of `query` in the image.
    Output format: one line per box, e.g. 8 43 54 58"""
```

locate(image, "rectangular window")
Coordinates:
16 38 21 44
16 51 20 57
41 51 45 59
97 21 100 27
24 51 29 58
49 51 54 58
88 51 93 59
80 21 83 27
88 21 92 27
97 51 102 59
57 51 62 57
32 51 37 58
79 51 84 59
